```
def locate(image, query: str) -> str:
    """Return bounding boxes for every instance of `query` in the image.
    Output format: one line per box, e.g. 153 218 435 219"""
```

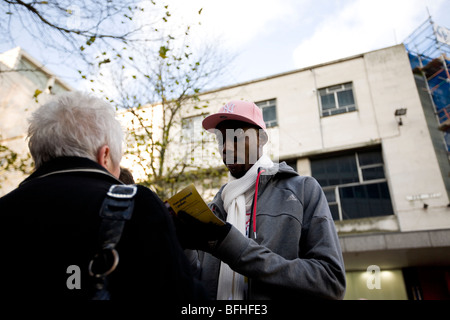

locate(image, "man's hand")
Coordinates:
172 210 231 252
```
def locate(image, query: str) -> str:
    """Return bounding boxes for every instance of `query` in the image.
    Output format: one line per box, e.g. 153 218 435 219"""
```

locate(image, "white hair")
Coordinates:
28 91 124 169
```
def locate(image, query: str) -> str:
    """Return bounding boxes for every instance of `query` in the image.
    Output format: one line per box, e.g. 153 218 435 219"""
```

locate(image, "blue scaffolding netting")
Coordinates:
404 17 450 151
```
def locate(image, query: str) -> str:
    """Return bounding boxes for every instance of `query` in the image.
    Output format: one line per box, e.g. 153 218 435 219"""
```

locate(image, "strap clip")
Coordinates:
107 185 137 199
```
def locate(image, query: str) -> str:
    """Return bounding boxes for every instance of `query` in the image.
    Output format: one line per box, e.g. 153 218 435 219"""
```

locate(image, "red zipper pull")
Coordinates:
253 169 266 240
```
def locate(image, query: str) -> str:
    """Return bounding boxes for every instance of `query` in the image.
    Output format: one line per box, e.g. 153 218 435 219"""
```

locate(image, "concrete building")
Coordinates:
0 47 72 195
175 42 450 299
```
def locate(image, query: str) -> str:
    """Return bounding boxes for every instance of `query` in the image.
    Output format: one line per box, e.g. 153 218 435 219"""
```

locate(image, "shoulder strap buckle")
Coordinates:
100 185 137 221
107 184 137 199
89 184 138 299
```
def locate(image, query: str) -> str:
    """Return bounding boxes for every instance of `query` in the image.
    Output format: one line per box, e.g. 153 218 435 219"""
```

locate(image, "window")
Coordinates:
318 83 357 117
17 57 49 90
51 80 69 95
311 147 394 221
181 114 209 143
256 99 277 128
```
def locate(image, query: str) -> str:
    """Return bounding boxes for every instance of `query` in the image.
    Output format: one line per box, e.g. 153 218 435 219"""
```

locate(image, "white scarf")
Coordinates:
216 155 273 300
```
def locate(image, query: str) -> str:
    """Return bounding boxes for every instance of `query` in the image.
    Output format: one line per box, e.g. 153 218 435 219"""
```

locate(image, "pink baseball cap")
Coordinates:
202 100 267 132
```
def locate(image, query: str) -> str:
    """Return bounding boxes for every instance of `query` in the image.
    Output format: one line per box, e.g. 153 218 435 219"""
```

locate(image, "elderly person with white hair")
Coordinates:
0 91 204 301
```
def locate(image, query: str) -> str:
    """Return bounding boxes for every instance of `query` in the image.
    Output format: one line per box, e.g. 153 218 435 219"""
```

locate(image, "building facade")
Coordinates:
177 43 450 300
0 47 72 195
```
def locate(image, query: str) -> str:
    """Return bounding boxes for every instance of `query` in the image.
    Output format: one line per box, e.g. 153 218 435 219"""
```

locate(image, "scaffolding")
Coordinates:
404 16 450 150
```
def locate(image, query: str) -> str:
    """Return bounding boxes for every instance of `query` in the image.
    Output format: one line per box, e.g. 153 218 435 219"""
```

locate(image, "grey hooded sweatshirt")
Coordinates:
186 162 346 300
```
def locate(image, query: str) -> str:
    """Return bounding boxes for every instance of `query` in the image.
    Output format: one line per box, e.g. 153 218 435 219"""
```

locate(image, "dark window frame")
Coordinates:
311 148 394 221
318 82 357 117
181 113 211 143
255 99 278 128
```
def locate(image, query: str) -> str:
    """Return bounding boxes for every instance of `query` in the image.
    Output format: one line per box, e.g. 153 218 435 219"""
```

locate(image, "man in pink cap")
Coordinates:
175 100 346 300
202 100 270 179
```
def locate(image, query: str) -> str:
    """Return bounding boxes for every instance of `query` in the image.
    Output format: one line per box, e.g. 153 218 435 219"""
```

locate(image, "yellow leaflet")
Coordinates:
166 183 225 226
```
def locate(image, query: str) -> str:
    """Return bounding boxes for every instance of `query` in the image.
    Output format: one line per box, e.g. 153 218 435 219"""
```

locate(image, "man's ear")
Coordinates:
259 130 268 147
96 145 111 170
97 145 121 178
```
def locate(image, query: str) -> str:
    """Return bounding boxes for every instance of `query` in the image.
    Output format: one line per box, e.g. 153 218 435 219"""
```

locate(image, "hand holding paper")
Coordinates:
166 184 225 226
166 184 230 251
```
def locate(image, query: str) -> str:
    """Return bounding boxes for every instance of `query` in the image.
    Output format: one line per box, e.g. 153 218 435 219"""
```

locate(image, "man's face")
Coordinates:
215 120 266 179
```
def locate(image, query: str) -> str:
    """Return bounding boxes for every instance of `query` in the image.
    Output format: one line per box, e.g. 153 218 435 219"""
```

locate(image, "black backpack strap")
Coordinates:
89 184 137 300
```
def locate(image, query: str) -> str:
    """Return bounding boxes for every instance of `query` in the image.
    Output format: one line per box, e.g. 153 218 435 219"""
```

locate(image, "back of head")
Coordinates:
28 91 124 169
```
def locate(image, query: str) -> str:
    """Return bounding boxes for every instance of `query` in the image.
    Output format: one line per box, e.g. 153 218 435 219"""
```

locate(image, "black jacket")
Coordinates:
0 156 203 300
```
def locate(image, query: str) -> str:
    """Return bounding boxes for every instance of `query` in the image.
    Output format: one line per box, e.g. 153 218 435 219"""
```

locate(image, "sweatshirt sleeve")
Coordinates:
212 176 346 300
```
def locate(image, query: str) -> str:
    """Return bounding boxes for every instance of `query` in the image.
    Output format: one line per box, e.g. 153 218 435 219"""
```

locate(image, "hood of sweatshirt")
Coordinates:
209 161 300 222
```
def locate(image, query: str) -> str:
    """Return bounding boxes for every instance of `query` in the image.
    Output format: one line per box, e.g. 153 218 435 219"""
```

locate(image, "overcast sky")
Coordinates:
2 0 449 90
169 0 450 87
